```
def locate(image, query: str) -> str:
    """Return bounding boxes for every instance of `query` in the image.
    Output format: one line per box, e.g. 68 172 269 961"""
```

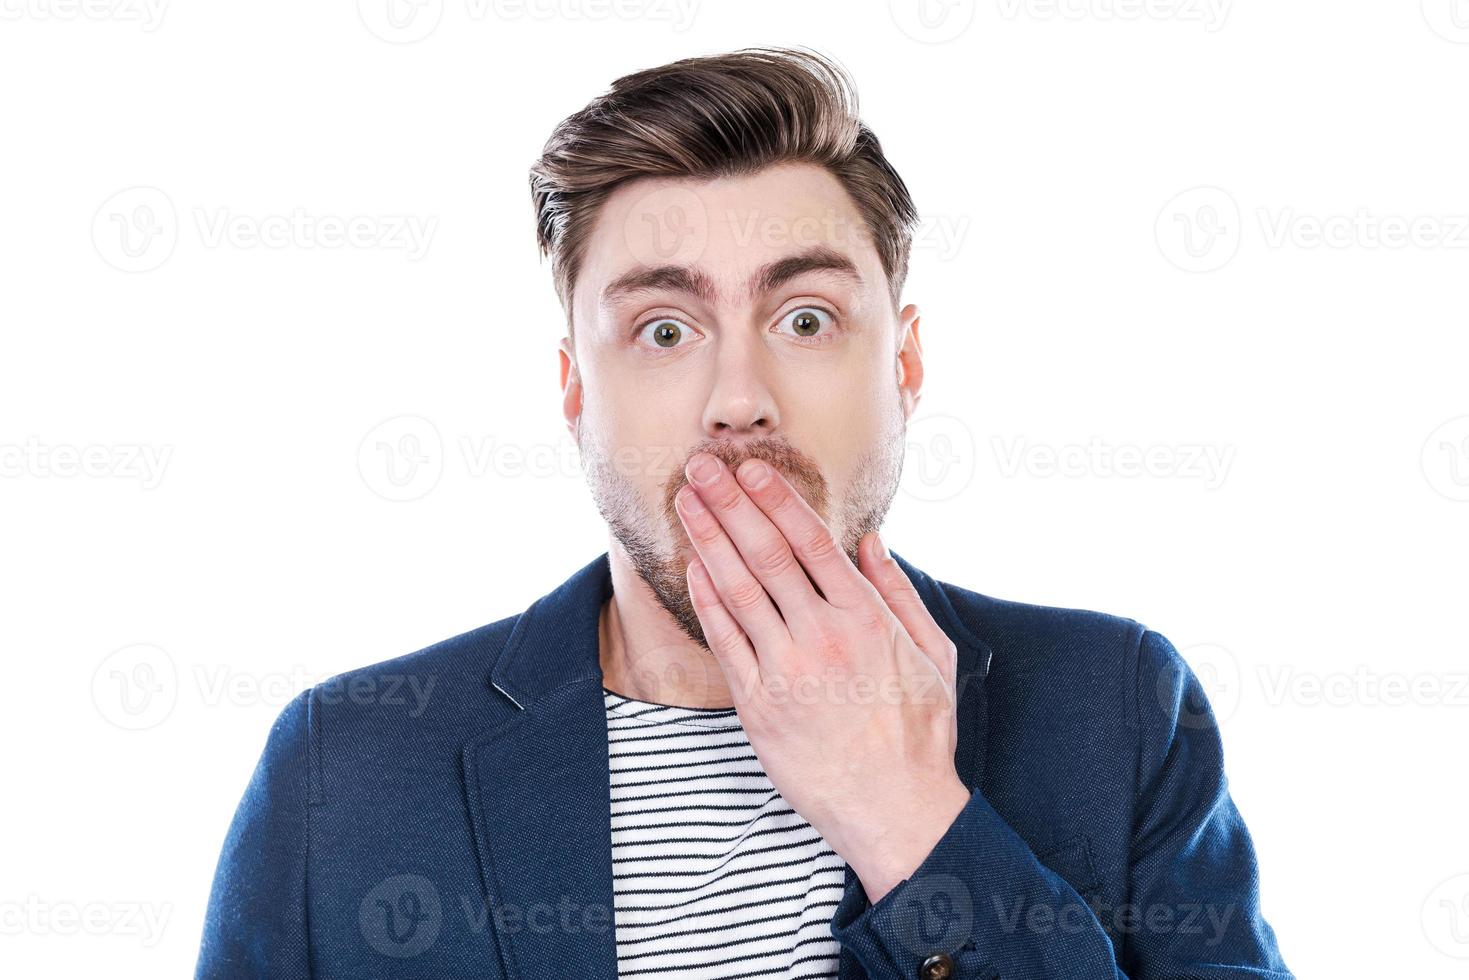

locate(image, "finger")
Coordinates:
676 482 791 657
686 556 760 703
733 457 872 610
683 453 821 623
857 532 958 688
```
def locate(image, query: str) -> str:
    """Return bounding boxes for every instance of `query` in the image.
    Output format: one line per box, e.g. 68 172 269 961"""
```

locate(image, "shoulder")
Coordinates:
247 612 524 787
321 613 519 700
923 572 1190 732
311 612 523 731
930 574 1151 669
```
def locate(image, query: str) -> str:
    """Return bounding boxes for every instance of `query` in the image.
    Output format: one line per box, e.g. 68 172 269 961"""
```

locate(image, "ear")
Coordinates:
558 334 583 441
896 303 925 419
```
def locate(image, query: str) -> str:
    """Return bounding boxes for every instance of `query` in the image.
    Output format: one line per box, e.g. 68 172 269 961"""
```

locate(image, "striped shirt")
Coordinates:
604 686 846 979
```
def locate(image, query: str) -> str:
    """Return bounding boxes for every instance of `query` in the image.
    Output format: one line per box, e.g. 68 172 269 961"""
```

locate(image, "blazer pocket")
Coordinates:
1035 835 1102 899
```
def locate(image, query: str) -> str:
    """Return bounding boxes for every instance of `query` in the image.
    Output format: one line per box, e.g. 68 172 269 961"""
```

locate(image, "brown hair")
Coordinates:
529 46 918 336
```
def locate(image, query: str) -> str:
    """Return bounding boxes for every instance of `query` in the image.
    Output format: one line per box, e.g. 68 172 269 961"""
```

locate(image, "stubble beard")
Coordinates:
579 387 906 653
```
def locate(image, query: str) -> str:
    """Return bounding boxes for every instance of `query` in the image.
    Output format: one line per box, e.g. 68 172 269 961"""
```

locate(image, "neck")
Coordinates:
598 537 735 710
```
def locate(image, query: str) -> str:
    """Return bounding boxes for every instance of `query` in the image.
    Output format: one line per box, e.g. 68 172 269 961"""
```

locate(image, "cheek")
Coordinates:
583 397 703 493
798 365 889 431
798 386 896 487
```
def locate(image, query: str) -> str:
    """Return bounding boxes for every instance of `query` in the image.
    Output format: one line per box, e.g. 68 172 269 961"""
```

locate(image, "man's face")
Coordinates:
560 160 923 650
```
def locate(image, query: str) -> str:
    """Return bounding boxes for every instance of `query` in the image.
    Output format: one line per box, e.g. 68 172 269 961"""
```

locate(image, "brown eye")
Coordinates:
637 317 696 350
778 306 835 341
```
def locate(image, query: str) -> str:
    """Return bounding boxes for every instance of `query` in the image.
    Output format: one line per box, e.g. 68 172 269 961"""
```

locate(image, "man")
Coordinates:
196 47 1293 979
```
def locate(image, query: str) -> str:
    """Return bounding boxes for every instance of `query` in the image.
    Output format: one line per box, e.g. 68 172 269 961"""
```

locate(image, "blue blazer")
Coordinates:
195 550 1294 979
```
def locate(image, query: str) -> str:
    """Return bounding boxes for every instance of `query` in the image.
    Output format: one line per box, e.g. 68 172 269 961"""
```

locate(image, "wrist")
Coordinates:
837 775 972 904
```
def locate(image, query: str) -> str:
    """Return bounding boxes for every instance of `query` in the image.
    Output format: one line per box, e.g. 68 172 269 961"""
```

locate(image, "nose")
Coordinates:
700 330 780 442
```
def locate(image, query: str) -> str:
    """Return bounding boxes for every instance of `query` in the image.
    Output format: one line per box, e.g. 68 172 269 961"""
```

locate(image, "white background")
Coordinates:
2 1 1467 977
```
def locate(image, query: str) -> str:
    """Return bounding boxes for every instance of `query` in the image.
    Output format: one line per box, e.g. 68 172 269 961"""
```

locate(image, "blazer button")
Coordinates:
919 952 954 979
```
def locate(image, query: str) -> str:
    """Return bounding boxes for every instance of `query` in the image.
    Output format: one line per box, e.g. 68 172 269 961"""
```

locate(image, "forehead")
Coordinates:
574 161 883 322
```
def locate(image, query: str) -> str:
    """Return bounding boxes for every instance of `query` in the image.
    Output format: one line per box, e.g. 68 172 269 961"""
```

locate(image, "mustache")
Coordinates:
661 436 829 523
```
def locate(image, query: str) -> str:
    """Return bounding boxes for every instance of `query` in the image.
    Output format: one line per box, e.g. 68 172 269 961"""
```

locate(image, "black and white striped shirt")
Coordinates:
604 686 846 979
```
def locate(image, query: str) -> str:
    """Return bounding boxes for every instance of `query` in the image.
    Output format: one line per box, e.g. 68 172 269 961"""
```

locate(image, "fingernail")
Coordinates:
738 460 770 489
688 454 719 485
678 485 705 513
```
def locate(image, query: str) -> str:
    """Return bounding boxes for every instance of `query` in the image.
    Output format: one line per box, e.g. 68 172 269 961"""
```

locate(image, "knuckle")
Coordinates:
689 521 723 546
807 625 848 666
709 622 746 652
750 539 797 577
724 577 768 611
798 528 840 563
707 483 746 511
765 484 802 516
689 580 722 611
858 608 893 638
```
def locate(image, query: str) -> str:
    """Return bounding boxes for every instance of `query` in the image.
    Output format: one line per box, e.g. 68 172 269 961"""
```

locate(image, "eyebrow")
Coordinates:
599 245 863 309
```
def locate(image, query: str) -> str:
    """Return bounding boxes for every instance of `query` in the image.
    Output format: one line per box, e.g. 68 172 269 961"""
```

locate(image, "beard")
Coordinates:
577 385 907 653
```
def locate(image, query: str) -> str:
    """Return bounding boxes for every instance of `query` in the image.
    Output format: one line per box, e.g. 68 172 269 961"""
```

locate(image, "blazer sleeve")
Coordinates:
194 687 314 980
828 629 1294 979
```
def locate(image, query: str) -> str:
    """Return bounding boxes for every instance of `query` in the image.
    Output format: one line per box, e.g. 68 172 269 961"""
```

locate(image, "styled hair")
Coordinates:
529 46 919 336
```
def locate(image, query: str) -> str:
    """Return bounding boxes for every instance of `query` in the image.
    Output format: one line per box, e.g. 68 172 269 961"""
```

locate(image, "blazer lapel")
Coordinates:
463 552 619 979
461 549 992 979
